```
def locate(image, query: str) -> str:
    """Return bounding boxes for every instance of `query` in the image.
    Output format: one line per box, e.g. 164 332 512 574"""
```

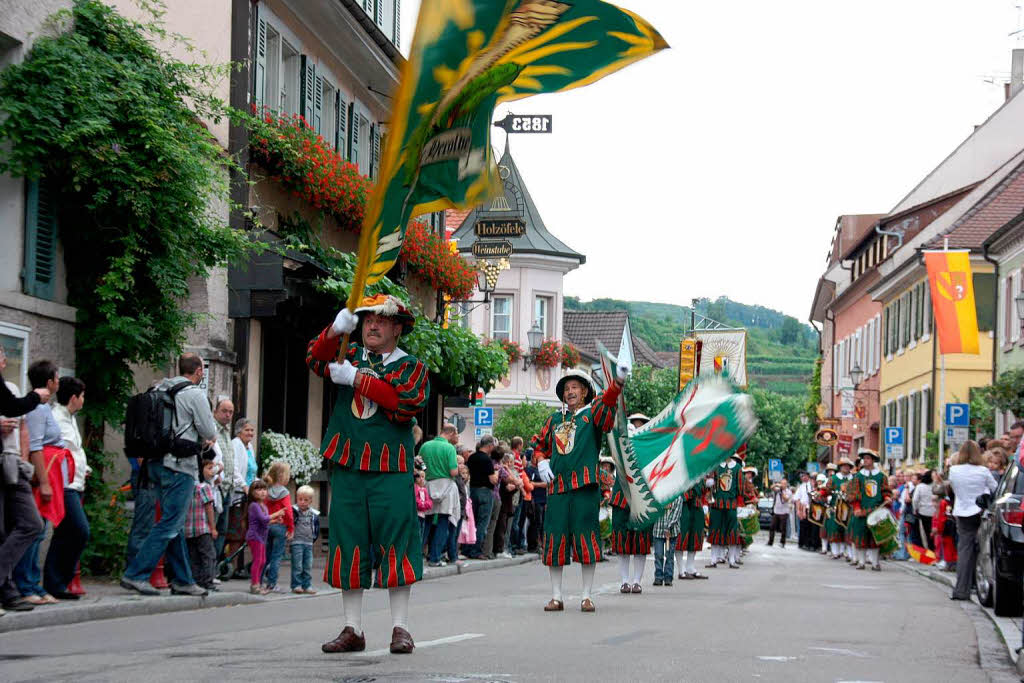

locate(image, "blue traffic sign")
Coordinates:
945 403 970 427
884 427 904 446
768 458 783 473
474 407 494 427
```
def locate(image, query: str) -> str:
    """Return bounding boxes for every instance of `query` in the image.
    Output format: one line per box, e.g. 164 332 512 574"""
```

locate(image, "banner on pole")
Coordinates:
923 250 980 355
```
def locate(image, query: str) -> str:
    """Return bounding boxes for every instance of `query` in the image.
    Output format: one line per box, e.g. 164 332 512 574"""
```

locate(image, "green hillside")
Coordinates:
564 295 816 396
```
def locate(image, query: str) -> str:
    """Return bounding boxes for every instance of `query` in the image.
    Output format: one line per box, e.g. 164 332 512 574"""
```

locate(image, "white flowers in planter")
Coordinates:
259 431 322 485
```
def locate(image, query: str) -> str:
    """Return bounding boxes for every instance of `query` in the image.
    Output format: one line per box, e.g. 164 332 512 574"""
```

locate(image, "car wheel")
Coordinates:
975 554 993 607
992 564 1023 617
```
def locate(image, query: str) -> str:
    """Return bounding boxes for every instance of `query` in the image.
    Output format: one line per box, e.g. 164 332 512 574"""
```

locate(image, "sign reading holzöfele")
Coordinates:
472 240 514 258
475 218 526 238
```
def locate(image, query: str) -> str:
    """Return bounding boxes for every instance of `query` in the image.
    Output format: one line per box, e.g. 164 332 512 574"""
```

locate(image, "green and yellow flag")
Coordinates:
347 0 668 312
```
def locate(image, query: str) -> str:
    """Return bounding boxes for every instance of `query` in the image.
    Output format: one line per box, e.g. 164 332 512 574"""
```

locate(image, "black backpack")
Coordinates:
124 382 191 460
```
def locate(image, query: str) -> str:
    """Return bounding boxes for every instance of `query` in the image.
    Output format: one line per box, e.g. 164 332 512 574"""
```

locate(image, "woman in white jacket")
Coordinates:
949 441 997 601
911 470 937 551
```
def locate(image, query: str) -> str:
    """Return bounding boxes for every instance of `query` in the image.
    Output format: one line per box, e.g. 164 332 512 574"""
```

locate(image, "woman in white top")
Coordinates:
911 470 937 551
226 418 257 579
949 440 998 600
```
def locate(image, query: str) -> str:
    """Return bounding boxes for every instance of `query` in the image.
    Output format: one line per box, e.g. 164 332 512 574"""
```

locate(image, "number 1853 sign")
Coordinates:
493 113 553 134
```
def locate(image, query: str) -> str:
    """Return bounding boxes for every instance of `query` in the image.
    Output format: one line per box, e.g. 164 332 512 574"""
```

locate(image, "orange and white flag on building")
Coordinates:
924 250 980 355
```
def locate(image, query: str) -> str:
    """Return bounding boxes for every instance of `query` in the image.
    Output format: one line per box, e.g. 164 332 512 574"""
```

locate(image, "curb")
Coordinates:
0 554 539 634
892 560 1020 681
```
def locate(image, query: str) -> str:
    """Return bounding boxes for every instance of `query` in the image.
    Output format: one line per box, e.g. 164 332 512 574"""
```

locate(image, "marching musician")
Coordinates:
846 450 892 571
610 413 654 595
825 458 854 561
675 479 708 579
706 449 746 569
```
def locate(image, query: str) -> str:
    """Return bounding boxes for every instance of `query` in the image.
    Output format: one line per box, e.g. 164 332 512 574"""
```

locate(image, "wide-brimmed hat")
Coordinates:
354 294 415 335
858 448 879 462
730 443 748 462
825 462 838 471
556 370 595 404
742 466 758 476
627 413 651 424
838 457 854 468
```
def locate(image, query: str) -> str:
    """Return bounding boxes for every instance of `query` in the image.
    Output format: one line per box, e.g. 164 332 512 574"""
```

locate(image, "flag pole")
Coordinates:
938 237 948 472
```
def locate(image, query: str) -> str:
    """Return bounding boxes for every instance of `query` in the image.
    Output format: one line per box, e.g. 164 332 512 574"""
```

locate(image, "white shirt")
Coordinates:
949 464 998 517
912 478 937 516
794 480 812 507
52 403 92 492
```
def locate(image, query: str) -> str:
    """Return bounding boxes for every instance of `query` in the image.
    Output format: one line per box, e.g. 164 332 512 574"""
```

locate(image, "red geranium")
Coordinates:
400 221 476 300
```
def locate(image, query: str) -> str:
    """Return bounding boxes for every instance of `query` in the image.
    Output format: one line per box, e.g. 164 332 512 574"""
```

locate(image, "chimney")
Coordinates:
1010 49 1024 100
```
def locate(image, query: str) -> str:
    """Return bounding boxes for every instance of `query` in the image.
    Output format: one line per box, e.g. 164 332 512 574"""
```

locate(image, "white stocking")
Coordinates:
389 585 410 630
866 548 880 566
549 565 564 601
727 545 739 564
855 548 866 565
617 555 630 584
630 555 646 584
581 563 596 600
831 542 841 558
686 551 697 574
342 588 364 634
674 551 684 575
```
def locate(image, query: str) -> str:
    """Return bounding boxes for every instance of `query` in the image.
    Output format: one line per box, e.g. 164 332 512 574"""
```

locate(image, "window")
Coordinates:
534 297 551 336
23 178 58 301
883 307 890 357
0 322 30 392
254 13 301 116
321 79 337 146
908 391 919 460
491 296 512 341
923 283 932 336
922 387 932 432
280 40 301 115
832 342 839 395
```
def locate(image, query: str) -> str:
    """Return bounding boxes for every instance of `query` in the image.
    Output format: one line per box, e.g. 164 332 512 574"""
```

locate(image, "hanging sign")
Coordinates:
471 240 514 259
836 434 853 456
474 218 526 238
493 114 553 133
815 428 838 447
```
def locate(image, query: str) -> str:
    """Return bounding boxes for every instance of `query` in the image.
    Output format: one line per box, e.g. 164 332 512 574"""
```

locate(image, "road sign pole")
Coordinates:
938 354 945 472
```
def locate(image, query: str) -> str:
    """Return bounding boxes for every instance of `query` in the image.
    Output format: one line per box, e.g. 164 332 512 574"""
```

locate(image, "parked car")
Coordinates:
976 459 1024 617
758 497 773 529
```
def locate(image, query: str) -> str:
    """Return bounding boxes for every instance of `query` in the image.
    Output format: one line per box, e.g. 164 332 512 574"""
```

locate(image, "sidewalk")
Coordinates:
892 558 1022 671
0 553 539 633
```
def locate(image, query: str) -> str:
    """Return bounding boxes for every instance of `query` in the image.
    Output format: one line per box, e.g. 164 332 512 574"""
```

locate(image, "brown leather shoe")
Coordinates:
580 598 596 612
390 626 415 654
321 626 366 653
543 599 564 611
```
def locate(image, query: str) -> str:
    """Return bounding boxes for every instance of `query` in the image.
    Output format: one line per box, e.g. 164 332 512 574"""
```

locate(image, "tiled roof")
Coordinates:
829 214 885 263
633 335 670 369
562 310 671 369
445 208 472 238
923 160 1024 250
655 351 680 369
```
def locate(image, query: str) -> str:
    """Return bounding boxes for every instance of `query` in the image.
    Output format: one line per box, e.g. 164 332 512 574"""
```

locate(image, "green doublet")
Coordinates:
542 405 604 494
708 462 742 545
825 473 849 543
848 470 887 549
676 481 706 552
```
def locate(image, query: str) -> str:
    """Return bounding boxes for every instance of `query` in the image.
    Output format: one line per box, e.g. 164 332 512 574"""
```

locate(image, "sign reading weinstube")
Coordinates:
474 218 526 238
471 240 513 259
493 113 553 134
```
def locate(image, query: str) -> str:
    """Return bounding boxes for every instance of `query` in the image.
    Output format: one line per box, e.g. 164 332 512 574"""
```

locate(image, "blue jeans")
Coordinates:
653 537 675 583
427 513 449 563
510 500 526 550
447 519 461 563
45 489 90 594
893 510 911 560
123 461 195 585
125 467 157 568
469 487 494 557
290 543 313 590
262 523 287 587
14 521 50 596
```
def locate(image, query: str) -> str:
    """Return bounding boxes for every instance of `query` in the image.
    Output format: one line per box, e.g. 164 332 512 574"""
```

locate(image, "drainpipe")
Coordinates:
982 243 1000 384
875 221 905 252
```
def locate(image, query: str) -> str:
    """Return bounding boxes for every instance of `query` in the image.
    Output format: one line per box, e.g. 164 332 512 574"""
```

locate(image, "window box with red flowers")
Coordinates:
246 107 371 233
399 221 477 301
497 339 523 363
533 339 562 369
561 342 581 368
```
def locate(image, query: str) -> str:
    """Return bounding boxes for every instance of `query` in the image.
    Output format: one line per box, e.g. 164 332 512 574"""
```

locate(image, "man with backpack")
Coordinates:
120 354 218 597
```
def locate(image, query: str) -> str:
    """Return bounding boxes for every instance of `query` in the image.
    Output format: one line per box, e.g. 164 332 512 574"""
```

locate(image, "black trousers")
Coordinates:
44 489 90 594
799 519 819 549
767 513 788 546
527 501 546 552
187 533 216 589
0 471 44 602
953 514 981 599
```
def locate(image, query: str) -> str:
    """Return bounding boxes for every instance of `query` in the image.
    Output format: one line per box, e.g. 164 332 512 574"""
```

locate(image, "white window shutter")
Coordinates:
254 17 267 105
394 0 401 46
1014 273 1020 343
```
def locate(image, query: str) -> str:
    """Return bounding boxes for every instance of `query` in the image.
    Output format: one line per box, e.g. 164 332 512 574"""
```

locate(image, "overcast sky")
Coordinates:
400 1 1020 320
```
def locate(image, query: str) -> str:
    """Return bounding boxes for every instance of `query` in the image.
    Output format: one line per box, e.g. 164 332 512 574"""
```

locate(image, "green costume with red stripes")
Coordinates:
707 460 744 546
535 382 622 567
675 481 707 552
609 481 652 554
306 327 430 590
847 468 891 550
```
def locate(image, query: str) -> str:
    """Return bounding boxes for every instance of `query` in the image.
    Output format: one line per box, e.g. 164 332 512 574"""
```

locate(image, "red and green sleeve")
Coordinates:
532 416 554 460
306 326 356 378
378 359 430 424
590 381 623 433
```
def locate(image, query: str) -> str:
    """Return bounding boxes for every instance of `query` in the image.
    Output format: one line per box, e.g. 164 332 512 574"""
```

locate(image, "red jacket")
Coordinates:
266 489 294 533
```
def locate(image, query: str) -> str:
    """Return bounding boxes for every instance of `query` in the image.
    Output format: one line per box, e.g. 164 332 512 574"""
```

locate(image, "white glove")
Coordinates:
332 308 359 335
538 459 554 483
328 361 357 387
615 359 632 383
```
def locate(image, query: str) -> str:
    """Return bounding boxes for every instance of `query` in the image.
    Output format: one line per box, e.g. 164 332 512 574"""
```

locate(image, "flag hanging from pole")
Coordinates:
923 250 980 355
346 0 669 312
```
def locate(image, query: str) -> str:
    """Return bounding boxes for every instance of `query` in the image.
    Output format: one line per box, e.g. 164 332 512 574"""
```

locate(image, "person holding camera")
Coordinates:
120 353 218 598
766 478 791 547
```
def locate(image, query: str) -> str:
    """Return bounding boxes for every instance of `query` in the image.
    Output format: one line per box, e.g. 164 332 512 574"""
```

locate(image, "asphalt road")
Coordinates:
0 540 996 682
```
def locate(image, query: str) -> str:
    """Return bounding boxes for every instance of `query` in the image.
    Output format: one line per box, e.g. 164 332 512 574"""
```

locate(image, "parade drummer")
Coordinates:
611 412 653 595
707 450 746 569
846 449 892 571
675 478 708 580
825 460 853 561
534 365 630 613
306 295 430 655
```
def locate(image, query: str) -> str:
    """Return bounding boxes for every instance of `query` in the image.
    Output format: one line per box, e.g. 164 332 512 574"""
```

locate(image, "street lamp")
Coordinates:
1015 292 1024 333
522 321 545 372
849 361 864 389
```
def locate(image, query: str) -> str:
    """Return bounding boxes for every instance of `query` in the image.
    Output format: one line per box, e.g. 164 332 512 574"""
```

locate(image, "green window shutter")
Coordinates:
973 272 996 332
300 56 315 126
376 0 387 31
336 89 348 157
23 179 58 301
371 124 381 181
254 17 267 106
349 102 360 167
313 73 323 134
923 387 932 432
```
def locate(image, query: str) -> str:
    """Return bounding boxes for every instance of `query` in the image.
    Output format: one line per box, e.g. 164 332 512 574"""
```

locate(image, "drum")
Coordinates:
808 500 826 527
737 507 760 537
867 507 898 545
877 536 899 557
834 500 851 529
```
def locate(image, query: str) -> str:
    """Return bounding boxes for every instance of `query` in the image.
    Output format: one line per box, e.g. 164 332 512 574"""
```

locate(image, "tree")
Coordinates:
494 401 553 444
746 388 806 476
779 317 802 345
623 364 678 417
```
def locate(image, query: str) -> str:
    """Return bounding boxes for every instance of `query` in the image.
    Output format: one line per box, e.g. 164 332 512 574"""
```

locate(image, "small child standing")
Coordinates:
290 485 320 594
247 480 284 595
262 460 294 593
185 460 219 591
414 471 431 545
651 498 682 587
